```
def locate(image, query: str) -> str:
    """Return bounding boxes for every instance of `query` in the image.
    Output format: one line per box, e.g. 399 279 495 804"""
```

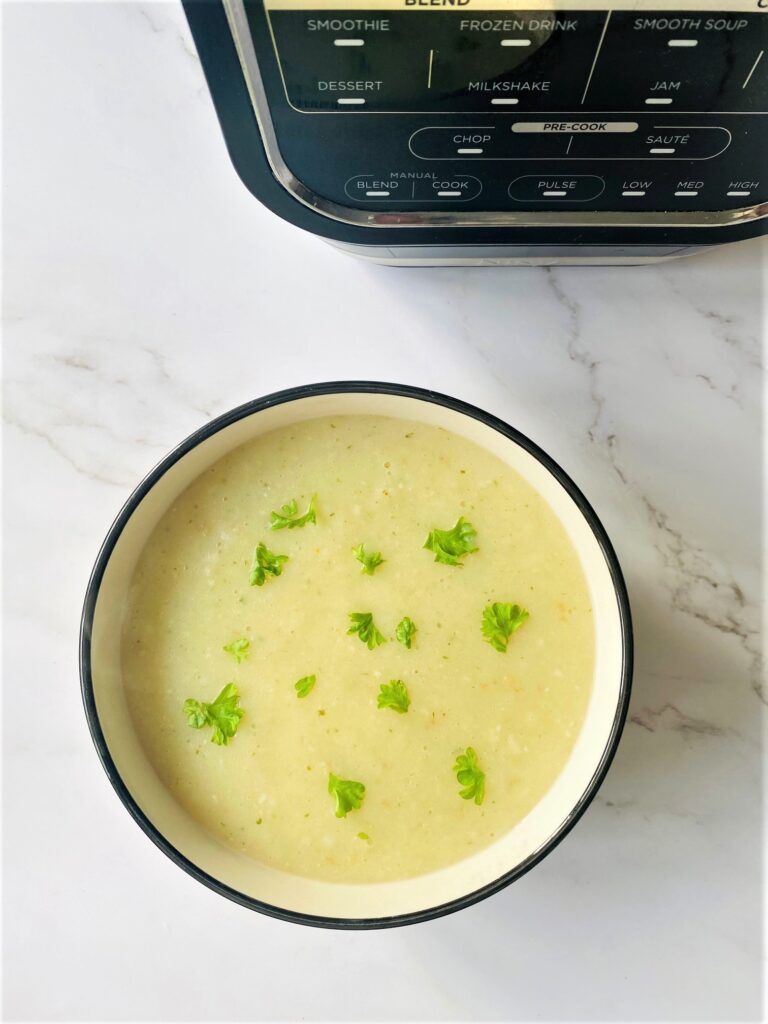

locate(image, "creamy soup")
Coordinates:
122 415 594 883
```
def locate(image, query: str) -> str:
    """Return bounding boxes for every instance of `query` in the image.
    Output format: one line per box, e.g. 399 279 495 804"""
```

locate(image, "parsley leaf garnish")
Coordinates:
352 543 385 576
328 773 366 817
270 495 317 530
249 542 288 586
222 638 250 663
377 679 411 714
453 747 485 805
294 674 316 699
183 683 244 745
347 612 387 650
482 602 530 652
424 517 478 566
395 616 416 649
357 832 371 842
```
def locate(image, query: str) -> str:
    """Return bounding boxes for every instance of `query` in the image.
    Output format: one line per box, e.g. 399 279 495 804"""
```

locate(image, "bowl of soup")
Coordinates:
80 382 632 928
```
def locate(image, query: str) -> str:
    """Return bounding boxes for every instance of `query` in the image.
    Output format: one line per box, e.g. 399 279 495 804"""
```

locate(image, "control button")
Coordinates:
508 175 605 202
621 179 653 198
409 126 568 160
643 129 729 158
726 180 759 198
569 126 730 160
344 174 482 202
409 128 502 159
344 175 408 201
674 182 702 197
418 176 482 201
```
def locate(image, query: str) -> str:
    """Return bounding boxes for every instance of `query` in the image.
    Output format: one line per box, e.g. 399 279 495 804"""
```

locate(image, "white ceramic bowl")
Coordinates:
80 382 632 929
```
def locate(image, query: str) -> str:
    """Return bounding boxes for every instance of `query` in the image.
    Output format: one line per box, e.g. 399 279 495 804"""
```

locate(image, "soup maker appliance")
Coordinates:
183 0 768 265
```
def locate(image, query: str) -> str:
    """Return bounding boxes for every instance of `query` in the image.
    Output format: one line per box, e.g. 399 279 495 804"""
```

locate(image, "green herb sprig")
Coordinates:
270 496 317 530
222 638 250 663
377 679 411 714
424 517 478 567
352 543 385 576
249 543 288 587
482 602 530 653
328 773 366 817
395 617 416 649
183 683 244 745
453 747 485 805
347 612 387 650
294 674 317 699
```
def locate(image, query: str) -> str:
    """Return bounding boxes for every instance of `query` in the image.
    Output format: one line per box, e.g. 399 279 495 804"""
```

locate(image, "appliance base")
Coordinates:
325 242 713 267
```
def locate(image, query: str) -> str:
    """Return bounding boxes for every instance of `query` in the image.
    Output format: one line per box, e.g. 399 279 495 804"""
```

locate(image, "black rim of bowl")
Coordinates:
80 381 633 930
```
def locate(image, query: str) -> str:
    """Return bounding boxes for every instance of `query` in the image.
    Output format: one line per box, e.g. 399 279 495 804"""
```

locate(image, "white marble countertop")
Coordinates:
4 3 764 1021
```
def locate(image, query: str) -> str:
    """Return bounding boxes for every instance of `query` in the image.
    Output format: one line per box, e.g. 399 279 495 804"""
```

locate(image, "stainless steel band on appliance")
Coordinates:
223 0 768 230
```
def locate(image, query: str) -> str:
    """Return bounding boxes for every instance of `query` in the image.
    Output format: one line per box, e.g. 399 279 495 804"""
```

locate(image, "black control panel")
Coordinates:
243 1 767 218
